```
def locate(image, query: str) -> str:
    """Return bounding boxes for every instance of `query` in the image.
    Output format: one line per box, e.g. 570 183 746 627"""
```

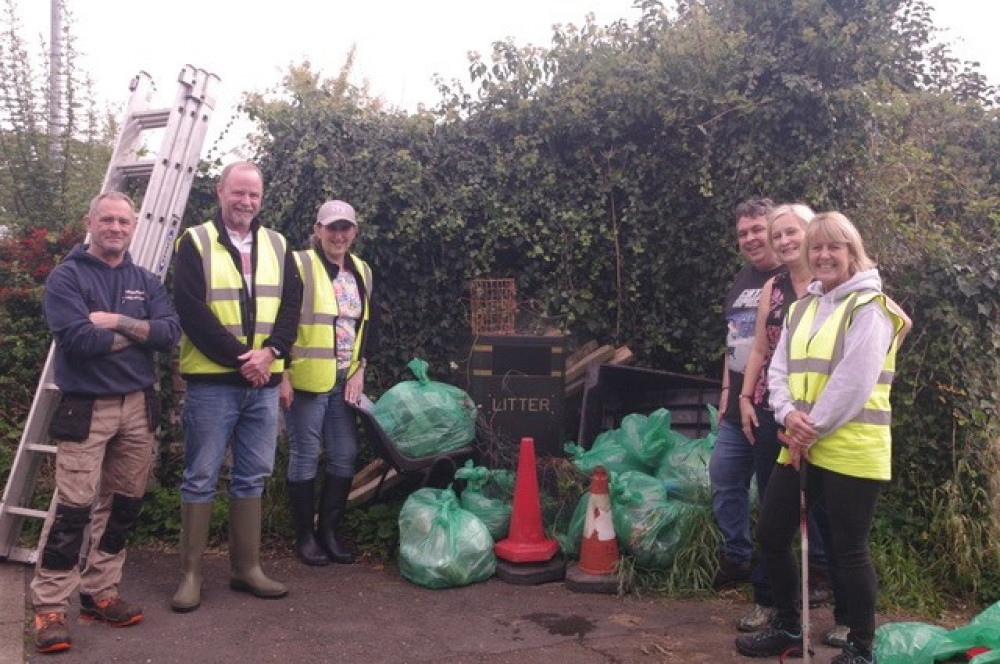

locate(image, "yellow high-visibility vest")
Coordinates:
287 250 372 393
178 221 287 375
778 291 903 480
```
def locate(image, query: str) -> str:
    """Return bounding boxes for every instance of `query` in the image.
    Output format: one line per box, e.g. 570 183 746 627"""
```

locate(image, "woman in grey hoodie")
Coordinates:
735 212 908 664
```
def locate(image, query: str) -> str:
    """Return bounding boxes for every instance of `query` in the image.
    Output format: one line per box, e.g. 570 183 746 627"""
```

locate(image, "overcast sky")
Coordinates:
20 0 630 151
16 0 1000 155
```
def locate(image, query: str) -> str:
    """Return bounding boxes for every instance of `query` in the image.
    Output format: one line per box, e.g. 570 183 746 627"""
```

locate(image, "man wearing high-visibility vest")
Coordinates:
170 161 301 612
279 200 373 566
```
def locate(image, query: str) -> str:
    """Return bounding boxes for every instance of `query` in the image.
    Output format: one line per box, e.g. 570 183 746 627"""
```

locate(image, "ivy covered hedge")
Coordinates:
239 0 1000 604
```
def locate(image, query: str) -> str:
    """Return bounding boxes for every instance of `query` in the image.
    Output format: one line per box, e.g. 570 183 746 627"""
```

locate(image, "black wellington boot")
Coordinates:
286 479 328 566
317 474 355 564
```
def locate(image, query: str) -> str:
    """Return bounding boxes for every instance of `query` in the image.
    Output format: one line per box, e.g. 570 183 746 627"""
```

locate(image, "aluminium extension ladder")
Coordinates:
0 65 221 564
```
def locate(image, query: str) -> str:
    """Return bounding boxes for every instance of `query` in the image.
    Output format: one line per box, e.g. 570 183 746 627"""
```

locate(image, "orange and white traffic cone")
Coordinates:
577 466 619 574
566 466 621 593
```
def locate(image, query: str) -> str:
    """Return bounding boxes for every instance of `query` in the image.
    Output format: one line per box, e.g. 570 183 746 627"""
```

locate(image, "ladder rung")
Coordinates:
25 443 57 454
130 108 172 129
4 505 48 519
2 546 39 564
116 160 157 179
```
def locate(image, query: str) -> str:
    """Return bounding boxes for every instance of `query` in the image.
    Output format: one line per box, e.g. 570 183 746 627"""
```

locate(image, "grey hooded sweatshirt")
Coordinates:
768 268 896 438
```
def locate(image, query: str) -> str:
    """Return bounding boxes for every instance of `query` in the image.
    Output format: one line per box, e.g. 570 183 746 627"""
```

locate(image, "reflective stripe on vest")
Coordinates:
780 291 902 480
288 250 372 393
178 222 287 375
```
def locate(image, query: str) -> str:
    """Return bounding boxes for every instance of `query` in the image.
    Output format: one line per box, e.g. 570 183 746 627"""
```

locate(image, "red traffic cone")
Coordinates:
494 437 559 563
577 466 619 576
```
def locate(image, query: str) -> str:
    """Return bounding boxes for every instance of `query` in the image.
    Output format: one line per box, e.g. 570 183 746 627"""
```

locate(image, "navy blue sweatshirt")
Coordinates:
43 245 181 396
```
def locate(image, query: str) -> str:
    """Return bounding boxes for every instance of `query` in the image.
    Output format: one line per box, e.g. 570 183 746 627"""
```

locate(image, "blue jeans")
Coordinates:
181 382 280 502
710 411 830 606
709 415 780 563
285 372 358 482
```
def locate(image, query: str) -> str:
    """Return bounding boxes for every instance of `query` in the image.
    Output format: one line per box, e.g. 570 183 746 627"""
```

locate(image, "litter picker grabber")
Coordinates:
776 429 811 664
799 458 811 664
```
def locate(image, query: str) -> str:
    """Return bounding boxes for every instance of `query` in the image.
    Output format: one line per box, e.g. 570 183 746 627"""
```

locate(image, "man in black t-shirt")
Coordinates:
709 199 785 602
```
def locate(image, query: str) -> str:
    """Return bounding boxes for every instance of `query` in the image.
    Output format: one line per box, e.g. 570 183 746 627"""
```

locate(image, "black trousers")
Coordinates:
757 462 884 651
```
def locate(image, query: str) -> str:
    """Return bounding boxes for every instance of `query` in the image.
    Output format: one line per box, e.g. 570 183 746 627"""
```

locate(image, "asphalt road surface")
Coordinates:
12 547 851 663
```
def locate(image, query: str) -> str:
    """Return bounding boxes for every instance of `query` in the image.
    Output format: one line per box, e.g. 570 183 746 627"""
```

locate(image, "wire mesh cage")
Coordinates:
470 278 517 335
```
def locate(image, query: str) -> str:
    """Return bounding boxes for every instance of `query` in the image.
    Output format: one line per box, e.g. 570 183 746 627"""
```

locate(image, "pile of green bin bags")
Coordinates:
397 405 717 587
560 406 717 568
397 463 515 589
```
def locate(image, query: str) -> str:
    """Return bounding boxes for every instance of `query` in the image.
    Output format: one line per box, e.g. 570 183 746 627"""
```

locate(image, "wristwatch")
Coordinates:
267 346 282 360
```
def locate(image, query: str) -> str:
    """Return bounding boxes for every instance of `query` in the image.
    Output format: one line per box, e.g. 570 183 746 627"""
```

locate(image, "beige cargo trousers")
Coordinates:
31 391 155 613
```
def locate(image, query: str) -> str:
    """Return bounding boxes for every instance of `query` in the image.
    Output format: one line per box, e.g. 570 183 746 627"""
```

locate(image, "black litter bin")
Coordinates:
469 334 565 456
577 364 721 447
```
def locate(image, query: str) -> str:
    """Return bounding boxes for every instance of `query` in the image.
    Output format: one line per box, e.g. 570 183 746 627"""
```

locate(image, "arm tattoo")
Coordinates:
114 315 151 342
110 332 134 352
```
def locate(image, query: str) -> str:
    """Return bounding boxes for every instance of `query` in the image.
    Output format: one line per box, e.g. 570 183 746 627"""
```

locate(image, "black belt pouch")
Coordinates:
48 394 96 442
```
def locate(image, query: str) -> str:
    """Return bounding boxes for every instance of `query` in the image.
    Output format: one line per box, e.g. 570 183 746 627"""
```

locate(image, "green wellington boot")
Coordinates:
171 501 213 612
228 497 288 598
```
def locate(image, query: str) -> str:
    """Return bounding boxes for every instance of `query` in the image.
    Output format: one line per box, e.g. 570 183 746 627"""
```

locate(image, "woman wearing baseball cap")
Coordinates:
280 200 374 565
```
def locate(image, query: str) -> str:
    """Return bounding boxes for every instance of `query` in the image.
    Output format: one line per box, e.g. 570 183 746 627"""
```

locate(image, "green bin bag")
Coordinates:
874 600 1000 664
372 358 477 457
656 406 718 505
615 409 688 472
455 461 515 541
566 438 643 476
398 486 496 589
610 470 698 569
874 622 949 664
